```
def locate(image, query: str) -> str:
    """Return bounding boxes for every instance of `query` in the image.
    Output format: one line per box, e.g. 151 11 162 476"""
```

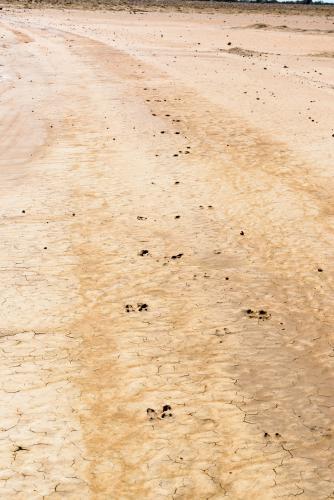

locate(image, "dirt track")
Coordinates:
0 6 334 499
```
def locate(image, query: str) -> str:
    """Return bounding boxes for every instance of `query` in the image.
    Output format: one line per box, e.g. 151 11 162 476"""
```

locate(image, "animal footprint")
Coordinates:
139 249 149 256
171 253 183 260
161 404 173 419
245 309 271 320
137 303 148 312
146 404 173 421
146 408 159 421
125 303 149 313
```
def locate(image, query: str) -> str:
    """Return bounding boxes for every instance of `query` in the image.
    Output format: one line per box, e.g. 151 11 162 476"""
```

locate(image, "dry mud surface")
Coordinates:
0 5 334 499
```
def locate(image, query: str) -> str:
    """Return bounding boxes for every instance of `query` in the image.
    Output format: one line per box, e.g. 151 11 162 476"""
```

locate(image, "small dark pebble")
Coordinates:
318 268 323 272
139 249 149 256
240 231 244 236
163 404 171 412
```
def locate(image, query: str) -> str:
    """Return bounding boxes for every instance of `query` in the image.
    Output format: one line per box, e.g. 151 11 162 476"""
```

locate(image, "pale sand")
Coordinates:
0 5 333 498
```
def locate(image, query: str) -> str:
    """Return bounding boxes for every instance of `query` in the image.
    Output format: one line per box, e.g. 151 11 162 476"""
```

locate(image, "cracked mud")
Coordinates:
0 5 334 500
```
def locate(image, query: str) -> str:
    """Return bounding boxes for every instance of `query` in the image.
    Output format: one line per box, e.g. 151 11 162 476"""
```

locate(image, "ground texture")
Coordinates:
0 5 334 499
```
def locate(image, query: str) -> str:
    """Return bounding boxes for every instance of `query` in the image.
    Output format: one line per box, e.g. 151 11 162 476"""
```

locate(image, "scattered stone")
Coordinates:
139 250 149 256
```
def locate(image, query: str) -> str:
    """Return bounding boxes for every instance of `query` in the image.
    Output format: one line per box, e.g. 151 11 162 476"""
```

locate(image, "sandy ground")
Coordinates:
0 4 334 498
